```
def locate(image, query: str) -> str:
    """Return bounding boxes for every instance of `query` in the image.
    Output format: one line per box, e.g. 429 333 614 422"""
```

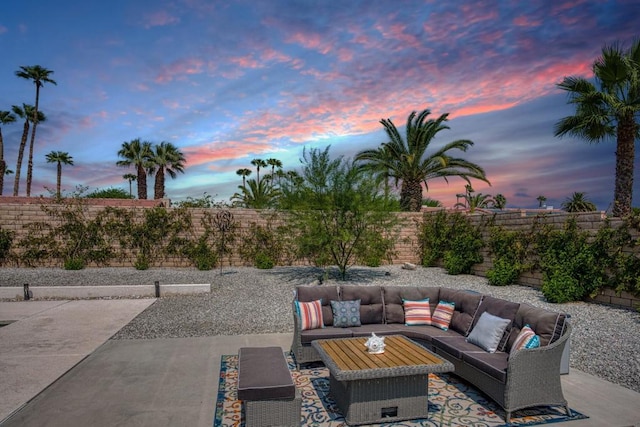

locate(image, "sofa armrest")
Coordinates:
504 322 571 410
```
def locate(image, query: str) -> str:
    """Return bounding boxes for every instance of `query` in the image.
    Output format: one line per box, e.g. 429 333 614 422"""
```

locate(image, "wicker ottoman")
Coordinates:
237 347 301 427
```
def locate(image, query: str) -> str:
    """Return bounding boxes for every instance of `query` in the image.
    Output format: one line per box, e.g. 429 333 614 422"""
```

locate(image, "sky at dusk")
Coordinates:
1 0 639 210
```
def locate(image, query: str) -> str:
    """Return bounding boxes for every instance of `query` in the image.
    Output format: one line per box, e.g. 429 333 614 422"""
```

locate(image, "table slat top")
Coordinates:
312 335 454 381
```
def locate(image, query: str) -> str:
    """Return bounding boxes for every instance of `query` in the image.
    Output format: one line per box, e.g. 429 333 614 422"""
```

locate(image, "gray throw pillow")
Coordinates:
331 300 361 328
466 311 511 353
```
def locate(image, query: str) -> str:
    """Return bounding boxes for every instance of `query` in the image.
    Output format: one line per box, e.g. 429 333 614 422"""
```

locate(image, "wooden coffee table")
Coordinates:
312 335 453 425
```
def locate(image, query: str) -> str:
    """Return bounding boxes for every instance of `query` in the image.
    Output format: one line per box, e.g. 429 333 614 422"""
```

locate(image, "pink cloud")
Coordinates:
182 140 273 167
513 15 542 27
230 55 262 69
155 57 204 83
143 10 180 29
286 31 332 54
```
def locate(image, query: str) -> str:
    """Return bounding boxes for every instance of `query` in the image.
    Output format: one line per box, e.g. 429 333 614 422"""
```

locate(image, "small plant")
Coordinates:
0 228 13 265
64 257 86 270
486 226 534 286
254 251 275 269
185 237 217 271
134 253 150 270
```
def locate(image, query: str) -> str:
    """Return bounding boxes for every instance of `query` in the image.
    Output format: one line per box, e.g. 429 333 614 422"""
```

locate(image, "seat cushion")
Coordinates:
432 335 482 359
238 347 295 400
462 351 509 383
390 324 458 342
341 285 383 324
348 324 399 337
300 326 353 344
297 286 339 326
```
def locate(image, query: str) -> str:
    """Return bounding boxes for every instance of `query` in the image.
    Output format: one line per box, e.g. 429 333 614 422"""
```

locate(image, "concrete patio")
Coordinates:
0 299 638 427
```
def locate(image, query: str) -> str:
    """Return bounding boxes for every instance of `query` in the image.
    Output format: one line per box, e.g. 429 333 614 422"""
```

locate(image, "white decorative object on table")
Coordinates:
364 333 386 354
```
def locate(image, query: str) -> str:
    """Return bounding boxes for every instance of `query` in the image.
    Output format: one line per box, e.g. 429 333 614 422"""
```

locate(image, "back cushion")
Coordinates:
341 285 383 324
470 296 520 350
382 286 440 324
296 286 339 326
438 288 482 336
506 303 567 351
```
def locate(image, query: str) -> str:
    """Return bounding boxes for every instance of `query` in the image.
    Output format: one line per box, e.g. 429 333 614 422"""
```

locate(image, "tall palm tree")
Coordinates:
116 138 153 199
147 141 186 199
45 151 74 198
11 104 44 196
0 110 17 195
561 192 597 212
15 65 57 197
454 192 495 213
266 158 283 179
536 195 547 208
555 39 640 217
250 158 267 184
123 173 137 197
236 168 252 189
355 109 490 211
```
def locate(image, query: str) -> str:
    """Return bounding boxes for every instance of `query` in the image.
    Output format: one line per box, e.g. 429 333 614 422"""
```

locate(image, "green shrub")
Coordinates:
0 228 13 264
134 254 150 270
255 251 275 269
64 257 86 270
487 257 521 286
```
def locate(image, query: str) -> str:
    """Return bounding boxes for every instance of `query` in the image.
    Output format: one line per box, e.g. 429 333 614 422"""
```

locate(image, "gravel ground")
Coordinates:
1 265 639 394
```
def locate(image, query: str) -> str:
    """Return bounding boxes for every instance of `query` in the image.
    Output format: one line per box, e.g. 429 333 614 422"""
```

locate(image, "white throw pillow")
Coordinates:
466 311 511 353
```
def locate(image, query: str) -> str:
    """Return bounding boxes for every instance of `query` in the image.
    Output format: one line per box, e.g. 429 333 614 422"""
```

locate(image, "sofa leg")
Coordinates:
505 411 511 423
565 405 572 417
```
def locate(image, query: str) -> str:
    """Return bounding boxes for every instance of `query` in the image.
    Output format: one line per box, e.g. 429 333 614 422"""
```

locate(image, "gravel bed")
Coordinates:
1 265 638 394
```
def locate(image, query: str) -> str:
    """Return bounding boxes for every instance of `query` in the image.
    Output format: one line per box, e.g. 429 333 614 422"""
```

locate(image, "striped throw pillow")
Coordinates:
512 324 541 350
403 298 432 326
295 299 324 331
432 300 455 330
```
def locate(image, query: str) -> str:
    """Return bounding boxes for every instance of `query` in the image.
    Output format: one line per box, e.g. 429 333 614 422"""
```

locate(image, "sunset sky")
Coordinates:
1 0 639 210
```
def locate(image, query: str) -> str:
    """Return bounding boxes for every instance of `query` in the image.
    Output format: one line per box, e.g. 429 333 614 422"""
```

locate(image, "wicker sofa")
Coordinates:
291 284 571 422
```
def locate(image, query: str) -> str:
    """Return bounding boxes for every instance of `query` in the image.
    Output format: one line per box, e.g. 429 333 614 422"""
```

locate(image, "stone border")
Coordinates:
0 284 210 300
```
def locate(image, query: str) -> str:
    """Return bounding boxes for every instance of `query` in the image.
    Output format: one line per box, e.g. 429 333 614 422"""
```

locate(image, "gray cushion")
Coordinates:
472 295 520 351
466 311 511 353
348 324 399 337
389 324 457 342
433 335 480 359
438 288 482 336
297 285 339 326
382 286 440 324
341 285 383 324
300 327 352 344
331 300 361 327
462 351 509 383
507 304 567 351
237 347 295 400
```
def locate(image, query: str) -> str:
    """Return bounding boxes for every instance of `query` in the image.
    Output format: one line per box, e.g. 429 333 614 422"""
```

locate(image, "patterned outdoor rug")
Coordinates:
214 354 588 427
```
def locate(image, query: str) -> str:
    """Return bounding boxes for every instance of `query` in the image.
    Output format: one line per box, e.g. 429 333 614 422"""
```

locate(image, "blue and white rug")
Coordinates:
214 354 588 426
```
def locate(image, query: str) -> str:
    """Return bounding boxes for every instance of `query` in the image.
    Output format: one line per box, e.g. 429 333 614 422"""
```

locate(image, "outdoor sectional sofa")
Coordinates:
291 284 572 422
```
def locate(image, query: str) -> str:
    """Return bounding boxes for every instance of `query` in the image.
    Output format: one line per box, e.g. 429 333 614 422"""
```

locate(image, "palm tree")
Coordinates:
561 192 597 212
11 104 45 196
494 193 507 209
148 141 186 199
231 177 280 208
537 195 547 208
116 138 153 199
123 173 137 197
454 192 495 213
0 110 17 195
236 168 252 189
15 65 57 197
355 109 490 211
251 158 267 184
555 39 640 217
266 158 283 180
45 151 74 198
422 197 443 208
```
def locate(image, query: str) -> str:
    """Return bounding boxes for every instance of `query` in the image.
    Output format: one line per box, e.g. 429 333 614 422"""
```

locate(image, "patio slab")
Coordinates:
0 300 638 427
